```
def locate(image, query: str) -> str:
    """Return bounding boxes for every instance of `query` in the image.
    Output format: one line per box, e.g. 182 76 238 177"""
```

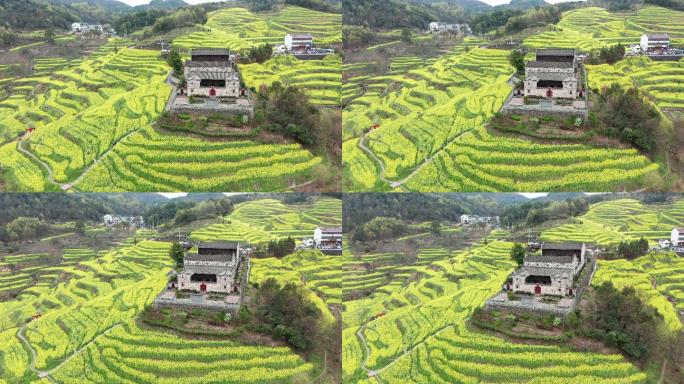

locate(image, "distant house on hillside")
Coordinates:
640 33 670 52
671 227 684 247
184 48 242 98
103 214 144 229
523 48 579 99
71 22 88 33
428 22 470 34
313 227 342 248
509 243 586 296
284 33 313 51
178 241 240 293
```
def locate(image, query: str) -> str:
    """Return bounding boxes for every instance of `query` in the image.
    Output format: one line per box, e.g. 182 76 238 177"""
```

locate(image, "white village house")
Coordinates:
184 49 242 98
640 33 670 52
313 226 342 247
103 214 144 228
671 227 684 247
509 243 586 296
460 214 499 225
178 241 240 293
428 22 470 34
284 33 313 51
524 48 579 99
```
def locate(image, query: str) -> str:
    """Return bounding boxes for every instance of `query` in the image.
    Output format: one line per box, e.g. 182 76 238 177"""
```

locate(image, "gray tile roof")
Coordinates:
645 33 669 40
527 71 573 81
526 60 574 68
289 33 313 39
537 48 576 57
191 48 230 56
198 241 239 250
185 253 235 262
185 61 231 68
513 266 574 278
318 227 342 233
542 242 583 251
181 265 234 275
526 255 575 264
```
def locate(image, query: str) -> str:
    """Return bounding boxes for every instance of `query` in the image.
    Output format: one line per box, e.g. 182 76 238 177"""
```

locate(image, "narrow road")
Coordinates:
358 129 473 191
307 351 327 384
18 322 123 382
17 326 54 382
657 359 667 384
63 130 140 191
47 323 123 376
16 140 61 189
17 130 139 191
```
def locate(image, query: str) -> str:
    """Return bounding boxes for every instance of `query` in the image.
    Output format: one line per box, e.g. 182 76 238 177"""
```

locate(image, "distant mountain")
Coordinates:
49 0 131 13
495 0 548 10
410 0 492 12
134 0 188 10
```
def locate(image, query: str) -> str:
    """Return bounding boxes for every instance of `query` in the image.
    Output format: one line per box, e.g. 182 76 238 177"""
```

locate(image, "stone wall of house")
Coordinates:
512 274 571 296
178 274 234 293
484 300 573 317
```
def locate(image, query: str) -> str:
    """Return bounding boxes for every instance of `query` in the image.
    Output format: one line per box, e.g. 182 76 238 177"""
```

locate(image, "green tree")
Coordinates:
74 221 85 235
401 28 412 43
44 29 55 44
167 49 183 73
509 49 526 75
430 221 441 235
169 242 184 268
511 242 526 266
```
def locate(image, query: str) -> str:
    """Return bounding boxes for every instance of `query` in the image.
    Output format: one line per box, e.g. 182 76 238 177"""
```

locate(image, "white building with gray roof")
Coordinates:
184 49 242 98
524 48 579 99
178 241 240 293
509 242 586 297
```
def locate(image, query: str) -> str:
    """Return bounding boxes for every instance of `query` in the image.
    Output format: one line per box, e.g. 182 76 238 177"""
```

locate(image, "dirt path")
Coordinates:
358 129 473 191
16 140 62 190
307 351 328 384
18 322 123 382
657 359 667 384
17 326 55 382
17 129 139 191
64 130 140 191
357 319 455 382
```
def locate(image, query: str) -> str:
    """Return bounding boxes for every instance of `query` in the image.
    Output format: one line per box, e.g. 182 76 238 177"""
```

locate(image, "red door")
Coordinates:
546 88 553 98
200 283 207 292
209 87 216 96
568 288 573 296
534 285 541 295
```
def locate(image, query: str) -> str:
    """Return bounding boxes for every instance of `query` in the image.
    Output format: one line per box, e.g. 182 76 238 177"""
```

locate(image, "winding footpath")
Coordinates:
17 322 123 382
17 130 139 191
358 129 473 191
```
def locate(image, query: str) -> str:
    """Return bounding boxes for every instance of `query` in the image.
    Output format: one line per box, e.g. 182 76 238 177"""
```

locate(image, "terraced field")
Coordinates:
342 239 647 383
0 230 322 383
191 197 342 245
0 39 324 192
342 45 659 191
523 6 684 51
172 6 341 51
251 249 341 325
541 198 684 245
241 54 341 106
593 252 683 332
587 56 684 110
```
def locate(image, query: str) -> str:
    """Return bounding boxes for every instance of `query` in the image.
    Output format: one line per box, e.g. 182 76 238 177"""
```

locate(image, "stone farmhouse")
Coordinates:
184 49 242 98
178 241 240 293
284 33 313 51
524 48 579 99
314 226 342 248
509 242 586 297
640 33 670 52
